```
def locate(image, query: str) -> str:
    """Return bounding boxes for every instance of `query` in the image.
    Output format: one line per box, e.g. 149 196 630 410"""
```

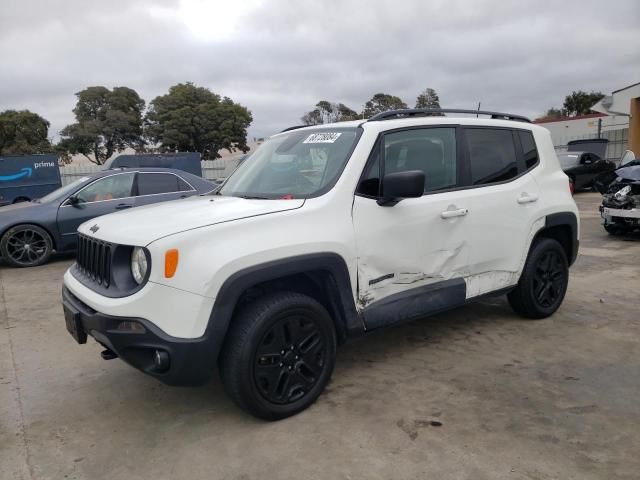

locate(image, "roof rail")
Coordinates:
367 108 531 123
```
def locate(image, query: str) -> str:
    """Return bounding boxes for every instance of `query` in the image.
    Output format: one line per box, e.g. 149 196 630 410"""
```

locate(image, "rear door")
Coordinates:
133 172 196 207
457 127 541 297
56 172 136 248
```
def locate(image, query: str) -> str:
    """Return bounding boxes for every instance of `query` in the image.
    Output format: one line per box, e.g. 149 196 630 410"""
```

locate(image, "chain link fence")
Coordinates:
553 128 629 164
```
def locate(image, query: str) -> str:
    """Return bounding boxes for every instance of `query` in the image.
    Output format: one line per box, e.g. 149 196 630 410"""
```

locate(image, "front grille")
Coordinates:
76 234 112 287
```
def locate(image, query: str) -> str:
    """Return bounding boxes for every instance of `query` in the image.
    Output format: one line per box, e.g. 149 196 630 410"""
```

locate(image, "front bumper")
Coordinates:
601 206 640 220
600 205 640 228
62 286 218 386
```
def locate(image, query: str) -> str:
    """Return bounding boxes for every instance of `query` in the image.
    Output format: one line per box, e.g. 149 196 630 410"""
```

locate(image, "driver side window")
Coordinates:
357 127 458 197
75 173 135 203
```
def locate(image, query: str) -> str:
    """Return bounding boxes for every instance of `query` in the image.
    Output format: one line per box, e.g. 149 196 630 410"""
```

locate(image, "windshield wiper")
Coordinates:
236 194 269 200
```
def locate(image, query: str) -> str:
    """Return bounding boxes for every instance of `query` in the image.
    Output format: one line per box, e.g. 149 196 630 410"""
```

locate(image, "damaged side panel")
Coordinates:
356 241 470 308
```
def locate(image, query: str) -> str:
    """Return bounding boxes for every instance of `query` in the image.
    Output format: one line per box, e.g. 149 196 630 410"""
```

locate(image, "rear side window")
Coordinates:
465 128 518 185
137 173 181 195
518 131 539 170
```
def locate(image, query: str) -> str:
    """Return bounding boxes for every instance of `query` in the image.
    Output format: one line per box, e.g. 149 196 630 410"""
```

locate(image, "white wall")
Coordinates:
537 114 629 147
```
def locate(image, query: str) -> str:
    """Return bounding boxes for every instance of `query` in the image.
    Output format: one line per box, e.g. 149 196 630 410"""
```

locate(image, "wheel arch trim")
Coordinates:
205 253 362 361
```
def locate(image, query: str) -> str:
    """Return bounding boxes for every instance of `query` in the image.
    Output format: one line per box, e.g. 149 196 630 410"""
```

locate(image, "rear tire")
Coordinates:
508 238 569 319
1 224 53 267
219 292 337 420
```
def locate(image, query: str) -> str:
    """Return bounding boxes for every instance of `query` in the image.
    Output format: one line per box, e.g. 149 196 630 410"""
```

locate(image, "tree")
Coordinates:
415 88 443 114
301 100 359 125
534 107 567 122
562 90 605 116
59 86 145 165
145 83 252 160
362 93 407 118
0 110 52 155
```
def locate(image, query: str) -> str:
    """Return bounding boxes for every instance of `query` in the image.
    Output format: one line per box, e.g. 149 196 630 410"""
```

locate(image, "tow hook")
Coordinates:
100 348 118 360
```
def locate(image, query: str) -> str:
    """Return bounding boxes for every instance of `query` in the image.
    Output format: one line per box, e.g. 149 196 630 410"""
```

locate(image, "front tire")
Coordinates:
219 292 337 420
1 224 53 267
508 238 569 319
604 224 625 236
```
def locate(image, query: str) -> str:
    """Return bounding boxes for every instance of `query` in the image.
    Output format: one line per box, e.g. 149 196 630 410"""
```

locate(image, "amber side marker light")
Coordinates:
164 249 179 278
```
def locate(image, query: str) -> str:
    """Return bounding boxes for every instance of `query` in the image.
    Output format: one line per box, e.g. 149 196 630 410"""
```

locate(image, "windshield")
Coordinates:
36 177 90 203
557 153 579 169
219 128 360 199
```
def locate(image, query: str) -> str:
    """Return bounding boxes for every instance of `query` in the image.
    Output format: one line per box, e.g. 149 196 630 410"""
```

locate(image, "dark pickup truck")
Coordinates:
0 154 61 206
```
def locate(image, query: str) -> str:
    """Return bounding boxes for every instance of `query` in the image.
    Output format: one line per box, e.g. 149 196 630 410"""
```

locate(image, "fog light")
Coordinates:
153 349 170 372
116 321 146 333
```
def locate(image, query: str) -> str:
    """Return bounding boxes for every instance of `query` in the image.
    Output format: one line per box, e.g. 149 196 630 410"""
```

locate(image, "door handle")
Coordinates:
517 193 539 204
440 208 468 219
115 203 132 210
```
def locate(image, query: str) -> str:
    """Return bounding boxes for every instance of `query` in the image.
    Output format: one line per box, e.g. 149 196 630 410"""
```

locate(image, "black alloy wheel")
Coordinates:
220 292 336 420
531 250 565 309
507 238 569 319
1 224 53 267
254 313 326 405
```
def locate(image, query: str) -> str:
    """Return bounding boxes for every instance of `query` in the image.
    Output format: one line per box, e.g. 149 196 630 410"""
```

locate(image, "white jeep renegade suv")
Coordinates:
62 109 579 420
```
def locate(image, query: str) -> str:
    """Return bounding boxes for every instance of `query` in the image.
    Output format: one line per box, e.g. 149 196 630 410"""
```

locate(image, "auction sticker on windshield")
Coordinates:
303 133 342 144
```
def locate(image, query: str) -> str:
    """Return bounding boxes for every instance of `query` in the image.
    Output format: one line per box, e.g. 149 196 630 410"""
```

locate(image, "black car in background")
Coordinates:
0 168 215 267
558 151 616 192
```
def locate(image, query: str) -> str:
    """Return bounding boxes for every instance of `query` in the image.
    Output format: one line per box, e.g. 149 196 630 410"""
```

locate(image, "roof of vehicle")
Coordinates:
276 109 541 137
79 167 215 191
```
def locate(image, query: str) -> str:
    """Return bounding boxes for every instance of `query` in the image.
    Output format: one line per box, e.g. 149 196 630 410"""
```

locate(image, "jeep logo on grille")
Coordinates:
89 224 100 234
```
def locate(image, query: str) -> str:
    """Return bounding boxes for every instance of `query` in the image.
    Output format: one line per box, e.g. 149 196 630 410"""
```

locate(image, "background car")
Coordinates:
558 151 616 192
0 167 215 267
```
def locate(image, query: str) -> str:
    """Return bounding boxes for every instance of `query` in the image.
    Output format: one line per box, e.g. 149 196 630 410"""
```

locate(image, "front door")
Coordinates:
352 126 470 329
56 172 136 250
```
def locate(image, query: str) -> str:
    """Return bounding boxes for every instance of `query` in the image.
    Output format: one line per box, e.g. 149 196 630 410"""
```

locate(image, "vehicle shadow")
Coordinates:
86 296 523 422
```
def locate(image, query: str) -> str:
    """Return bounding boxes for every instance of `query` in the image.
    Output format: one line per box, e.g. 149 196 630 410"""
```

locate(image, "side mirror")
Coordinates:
68 195 81 208
377 170 425 206
581 157 593 165
620 150 636 167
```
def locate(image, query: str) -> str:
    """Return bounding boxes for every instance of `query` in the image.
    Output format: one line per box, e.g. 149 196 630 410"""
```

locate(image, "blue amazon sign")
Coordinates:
0 167 32 182
0 155 61 205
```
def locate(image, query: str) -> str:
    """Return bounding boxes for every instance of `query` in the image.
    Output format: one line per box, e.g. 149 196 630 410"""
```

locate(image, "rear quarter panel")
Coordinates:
524 127 580 262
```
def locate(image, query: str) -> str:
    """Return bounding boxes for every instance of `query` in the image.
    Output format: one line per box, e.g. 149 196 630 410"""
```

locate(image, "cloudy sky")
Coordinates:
1 0 639 141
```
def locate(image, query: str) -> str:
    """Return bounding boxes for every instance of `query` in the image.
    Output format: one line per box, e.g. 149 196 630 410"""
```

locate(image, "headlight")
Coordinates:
614 185 631 200
131 247 148 284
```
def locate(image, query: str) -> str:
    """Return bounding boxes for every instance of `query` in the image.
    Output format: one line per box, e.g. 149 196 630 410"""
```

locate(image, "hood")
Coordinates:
594 164 640 194
0 200 39 213
0 201 50 228
78 195 305 245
